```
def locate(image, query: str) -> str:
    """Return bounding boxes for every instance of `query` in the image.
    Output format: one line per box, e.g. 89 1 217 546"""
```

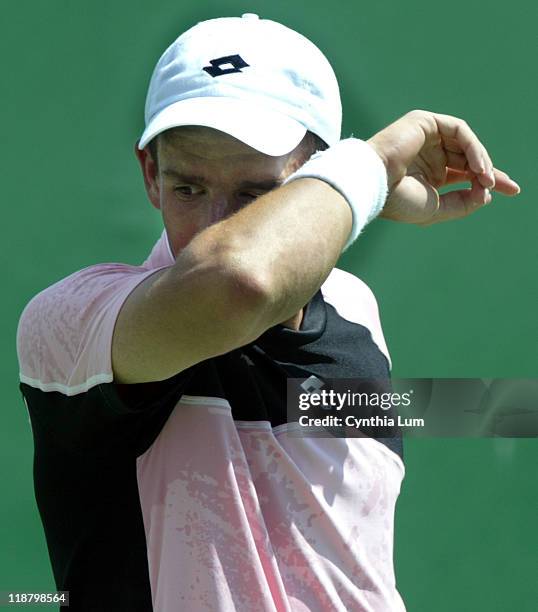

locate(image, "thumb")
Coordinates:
427 178 490 225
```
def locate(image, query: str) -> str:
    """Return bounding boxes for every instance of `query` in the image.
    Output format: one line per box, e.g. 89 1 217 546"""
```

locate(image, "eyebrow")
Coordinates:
162 169 283 191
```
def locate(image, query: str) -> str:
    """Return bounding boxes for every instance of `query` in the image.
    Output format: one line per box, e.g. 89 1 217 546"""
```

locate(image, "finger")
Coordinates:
428 182 489 225
444 141 497 189
445 169 472 185
445 150 469 172
469 175 491 205
492 169 521 195
444 168 521 195
431 114 486 174
430 112 495 188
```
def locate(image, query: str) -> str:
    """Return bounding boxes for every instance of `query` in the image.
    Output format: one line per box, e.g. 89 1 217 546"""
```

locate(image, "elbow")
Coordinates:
216 251 276 331
179 238 277 342
188 231 275 305
211 257 277 347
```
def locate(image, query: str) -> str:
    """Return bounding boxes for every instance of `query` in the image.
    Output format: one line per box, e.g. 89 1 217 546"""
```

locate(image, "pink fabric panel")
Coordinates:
239 426 405 611
137 397 405 612
17 263 170 394
136 398 291 612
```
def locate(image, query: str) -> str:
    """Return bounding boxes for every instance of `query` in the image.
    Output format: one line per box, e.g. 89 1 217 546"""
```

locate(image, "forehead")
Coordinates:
159 126 270 161
157 126 304 180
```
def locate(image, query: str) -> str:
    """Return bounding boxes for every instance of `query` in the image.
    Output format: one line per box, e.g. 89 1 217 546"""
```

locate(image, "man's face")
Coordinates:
136 126 309 257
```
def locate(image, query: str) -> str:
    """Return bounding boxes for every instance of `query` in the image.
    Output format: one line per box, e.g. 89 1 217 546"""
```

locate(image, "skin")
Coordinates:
135 114 520 331
113 110 521 384
136 126 318 330
370 110 520 223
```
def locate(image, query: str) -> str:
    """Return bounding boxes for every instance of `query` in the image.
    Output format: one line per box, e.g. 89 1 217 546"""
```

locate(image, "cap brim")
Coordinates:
138 97 307 156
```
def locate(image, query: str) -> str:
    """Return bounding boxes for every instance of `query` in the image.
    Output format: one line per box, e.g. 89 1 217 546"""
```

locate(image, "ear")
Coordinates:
134 141 161 210
285 136 314 176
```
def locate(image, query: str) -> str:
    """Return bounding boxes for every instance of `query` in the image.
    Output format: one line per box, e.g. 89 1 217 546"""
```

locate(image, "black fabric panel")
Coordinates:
21 285 403 610
31 442 152 611
20 368 196 458
195 290 404 461
20 367 196 611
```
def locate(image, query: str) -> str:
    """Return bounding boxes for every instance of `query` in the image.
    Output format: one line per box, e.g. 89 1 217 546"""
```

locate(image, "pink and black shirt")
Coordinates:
17 230 406 611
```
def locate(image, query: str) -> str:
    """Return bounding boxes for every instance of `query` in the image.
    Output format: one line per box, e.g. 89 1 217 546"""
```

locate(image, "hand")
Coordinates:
367 110 521 225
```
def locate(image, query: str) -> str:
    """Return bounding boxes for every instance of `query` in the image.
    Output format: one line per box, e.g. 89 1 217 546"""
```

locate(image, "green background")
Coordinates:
2 0 536 610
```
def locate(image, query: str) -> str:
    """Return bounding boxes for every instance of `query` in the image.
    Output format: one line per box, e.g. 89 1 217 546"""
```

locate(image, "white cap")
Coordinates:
138 14 342 156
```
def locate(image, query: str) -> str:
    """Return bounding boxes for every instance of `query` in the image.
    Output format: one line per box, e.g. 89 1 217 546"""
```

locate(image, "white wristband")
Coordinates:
283 138 388 251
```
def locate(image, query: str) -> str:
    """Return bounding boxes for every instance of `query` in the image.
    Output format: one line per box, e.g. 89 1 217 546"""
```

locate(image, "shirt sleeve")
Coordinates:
16 262 171 397
320 267 392 371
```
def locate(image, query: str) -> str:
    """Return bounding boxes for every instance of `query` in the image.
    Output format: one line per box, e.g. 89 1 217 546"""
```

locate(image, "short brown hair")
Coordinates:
146 129 328 171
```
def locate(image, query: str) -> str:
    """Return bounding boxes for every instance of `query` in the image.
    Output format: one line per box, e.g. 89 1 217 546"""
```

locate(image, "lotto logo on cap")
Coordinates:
138 14 342 156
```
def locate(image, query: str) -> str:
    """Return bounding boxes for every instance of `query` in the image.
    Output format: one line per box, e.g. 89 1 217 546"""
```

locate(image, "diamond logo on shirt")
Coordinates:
240 353 255 366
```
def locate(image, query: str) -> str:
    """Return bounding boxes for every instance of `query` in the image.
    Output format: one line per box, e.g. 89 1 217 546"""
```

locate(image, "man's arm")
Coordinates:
112 177 351 383
112 110 520 384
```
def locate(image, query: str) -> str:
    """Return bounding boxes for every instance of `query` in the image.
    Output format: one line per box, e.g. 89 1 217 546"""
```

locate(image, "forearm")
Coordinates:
181 177 352 328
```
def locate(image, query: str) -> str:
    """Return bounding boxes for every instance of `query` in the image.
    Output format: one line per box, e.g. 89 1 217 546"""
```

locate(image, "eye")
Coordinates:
239 191 265 202
174 185 203 199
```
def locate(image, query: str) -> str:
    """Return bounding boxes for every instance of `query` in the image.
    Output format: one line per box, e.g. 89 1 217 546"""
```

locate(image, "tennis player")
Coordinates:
16 14 520 612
